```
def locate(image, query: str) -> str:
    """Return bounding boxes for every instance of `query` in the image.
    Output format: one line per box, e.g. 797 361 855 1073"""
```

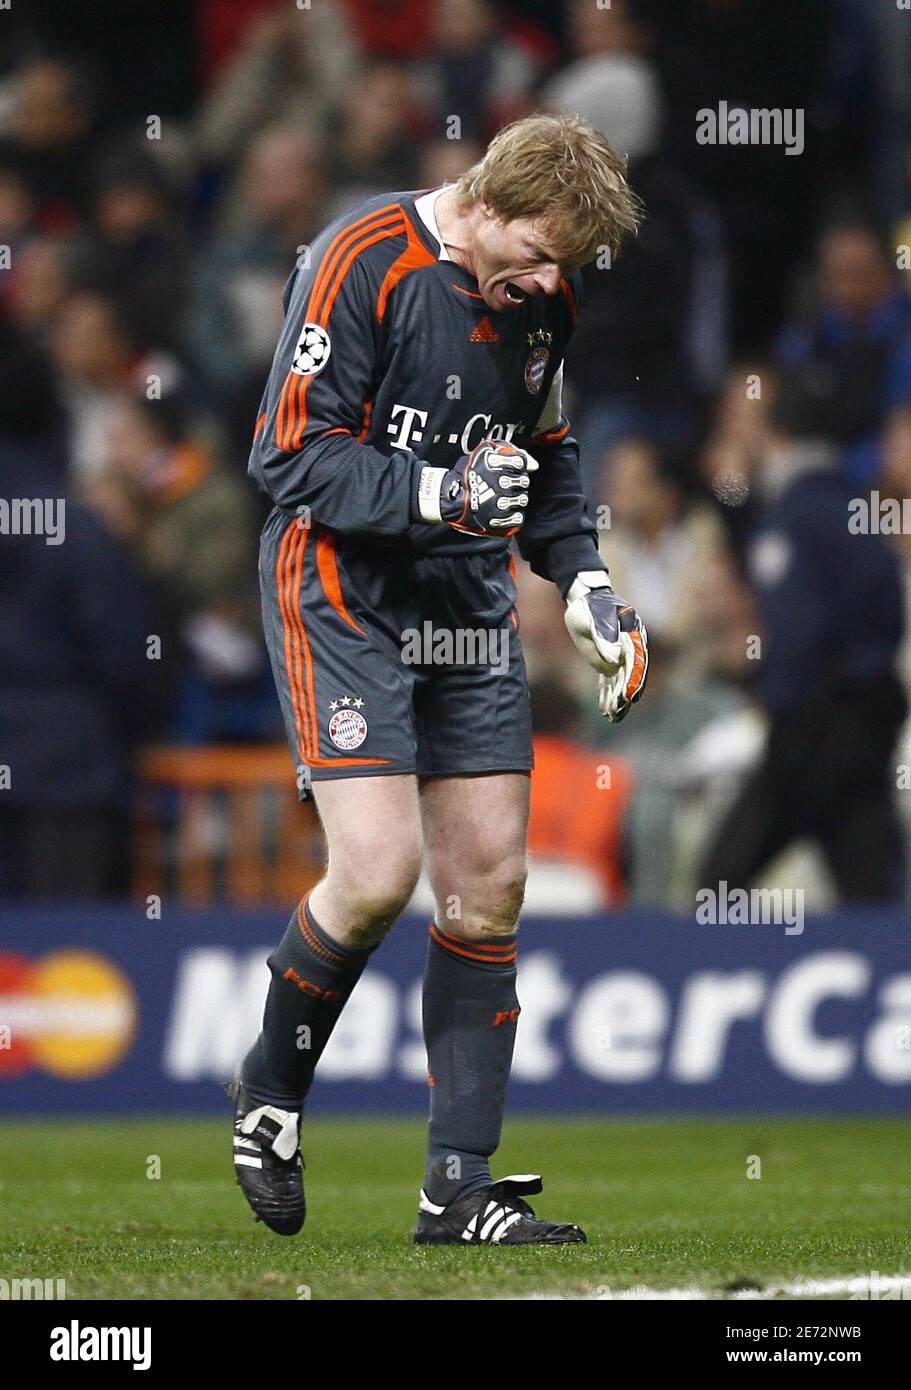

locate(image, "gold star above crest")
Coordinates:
329 700 339 711
340 695 351 706
352 697 365 709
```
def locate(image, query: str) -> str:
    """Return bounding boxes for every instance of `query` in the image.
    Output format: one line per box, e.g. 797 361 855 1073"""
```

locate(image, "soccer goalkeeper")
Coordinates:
232 114 648 1244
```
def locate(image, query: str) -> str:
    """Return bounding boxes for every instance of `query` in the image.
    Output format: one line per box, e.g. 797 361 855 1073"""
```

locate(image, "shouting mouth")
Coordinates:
503 281 527 305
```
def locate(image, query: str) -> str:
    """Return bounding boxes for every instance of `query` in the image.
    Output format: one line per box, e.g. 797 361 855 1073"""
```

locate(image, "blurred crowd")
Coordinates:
2 0 911 906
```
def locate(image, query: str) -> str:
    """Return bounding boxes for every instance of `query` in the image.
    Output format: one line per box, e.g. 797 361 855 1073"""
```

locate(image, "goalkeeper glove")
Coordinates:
417 438 538 537
564 571 649 723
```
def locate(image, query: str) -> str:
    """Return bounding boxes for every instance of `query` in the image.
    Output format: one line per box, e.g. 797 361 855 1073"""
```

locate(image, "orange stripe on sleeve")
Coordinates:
284 223 404 454
279 210 406 453
275 206 403 452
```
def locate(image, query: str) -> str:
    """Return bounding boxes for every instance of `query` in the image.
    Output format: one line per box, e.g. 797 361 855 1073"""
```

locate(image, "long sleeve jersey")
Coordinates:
248 187 605 596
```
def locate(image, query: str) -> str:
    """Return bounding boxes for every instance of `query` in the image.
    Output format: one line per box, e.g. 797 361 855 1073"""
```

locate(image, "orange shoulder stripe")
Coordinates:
276 205 405 453
376 214 437 322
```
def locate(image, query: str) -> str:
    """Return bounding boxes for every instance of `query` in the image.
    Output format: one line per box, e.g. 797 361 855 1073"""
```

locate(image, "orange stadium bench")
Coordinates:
132 745 324 906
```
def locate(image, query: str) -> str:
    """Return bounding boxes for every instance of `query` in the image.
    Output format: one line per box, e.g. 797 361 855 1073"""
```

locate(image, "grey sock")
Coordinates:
421 922 520 1206
241 895 371 1109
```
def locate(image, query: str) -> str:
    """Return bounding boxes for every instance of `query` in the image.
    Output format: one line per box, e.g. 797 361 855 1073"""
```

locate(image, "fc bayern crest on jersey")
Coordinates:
524 345 549 394
328 703 368 750
292 322 331 377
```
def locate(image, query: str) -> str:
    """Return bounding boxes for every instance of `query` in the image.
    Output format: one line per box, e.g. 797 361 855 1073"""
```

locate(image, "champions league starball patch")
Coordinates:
524 345 549 394
291 322 331 377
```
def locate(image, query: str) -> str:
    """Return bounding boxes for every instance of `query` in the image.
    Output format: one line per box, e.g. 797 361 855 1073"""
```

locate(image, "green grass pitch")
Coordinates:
1 1115 909 1300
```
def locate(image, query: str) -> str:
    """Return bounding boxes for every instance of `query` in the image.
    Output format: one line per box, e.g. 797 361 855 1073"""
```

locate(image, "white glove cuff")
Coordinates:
417 466 449 524
566 570 612 605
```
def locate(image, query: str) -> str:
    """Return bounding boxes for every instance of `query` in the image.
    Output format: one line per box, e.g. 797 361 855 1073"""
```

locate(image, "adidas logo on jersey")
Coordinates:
469 316 499 343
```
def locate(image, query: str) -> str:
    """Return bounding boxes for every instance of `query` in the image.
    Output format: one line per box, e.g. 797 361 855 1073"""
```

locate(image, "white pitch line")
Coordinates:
521 1273 911 1301
733 1273 911 1301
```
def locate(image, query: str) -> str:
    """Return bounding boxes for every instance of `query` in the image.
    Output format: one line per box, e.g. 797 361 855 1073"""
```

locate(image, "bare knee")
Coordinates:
433 849 527 941
320 838 423 948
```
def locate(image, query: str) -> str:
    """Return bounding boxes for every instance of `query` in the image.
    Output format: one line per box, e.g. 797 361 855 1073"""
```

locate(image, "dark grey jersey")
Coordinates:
249 188 605 596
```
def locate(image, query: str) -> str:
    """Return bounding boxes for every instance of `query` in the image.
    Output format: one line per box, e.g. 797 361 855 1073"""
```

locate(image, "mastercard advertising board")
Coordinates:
0 949 137 1080
1 904 910 1113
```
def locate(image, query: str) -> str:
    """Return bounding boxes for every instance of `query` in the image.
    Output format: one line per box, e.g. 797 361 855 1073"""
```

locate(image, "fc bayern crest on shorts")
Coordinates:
524 345 549 394
328 699 368 750
291 322 331 377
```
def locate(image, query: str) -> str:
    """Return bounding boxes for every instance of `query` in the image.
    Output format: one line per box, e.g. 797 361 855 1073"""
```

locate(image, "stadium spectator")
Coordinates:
547 51 726 503
775 220 911 485
5 233 74 341
0 56 99 224
646 0 835 353
0 160 40 309
597 436 729 671
559 0 656 64
88 389 268 742
184 125 329 422
323 57 419 219
418 136 485 191
701 372 908 902
50 287 187 485
69 139 191 354
341 0 432 59
193 1 359 169
0 320 166 897
412 0 538 144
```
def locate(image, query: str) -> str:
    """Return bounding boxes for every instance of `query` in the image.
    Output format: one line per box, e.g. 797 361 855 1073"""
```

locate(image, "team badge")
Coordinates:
292 322 331 377
524 345 549 395
327 695 368 750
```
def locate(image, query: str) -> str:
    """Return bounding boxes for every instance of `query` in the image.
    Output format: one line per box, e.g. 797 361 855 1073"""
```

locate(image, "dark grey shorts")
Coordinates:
260 510 533 799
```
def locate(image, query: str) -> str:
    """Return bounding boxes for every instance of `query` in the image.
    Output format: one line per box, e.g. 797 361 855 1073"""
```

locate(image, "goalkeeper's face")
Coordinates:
472 206 577 313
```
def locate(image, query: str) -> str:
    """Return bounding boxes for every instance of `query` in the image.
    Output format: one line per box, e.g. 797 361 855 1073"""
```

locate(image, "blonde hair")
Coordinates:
455 113 642 265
